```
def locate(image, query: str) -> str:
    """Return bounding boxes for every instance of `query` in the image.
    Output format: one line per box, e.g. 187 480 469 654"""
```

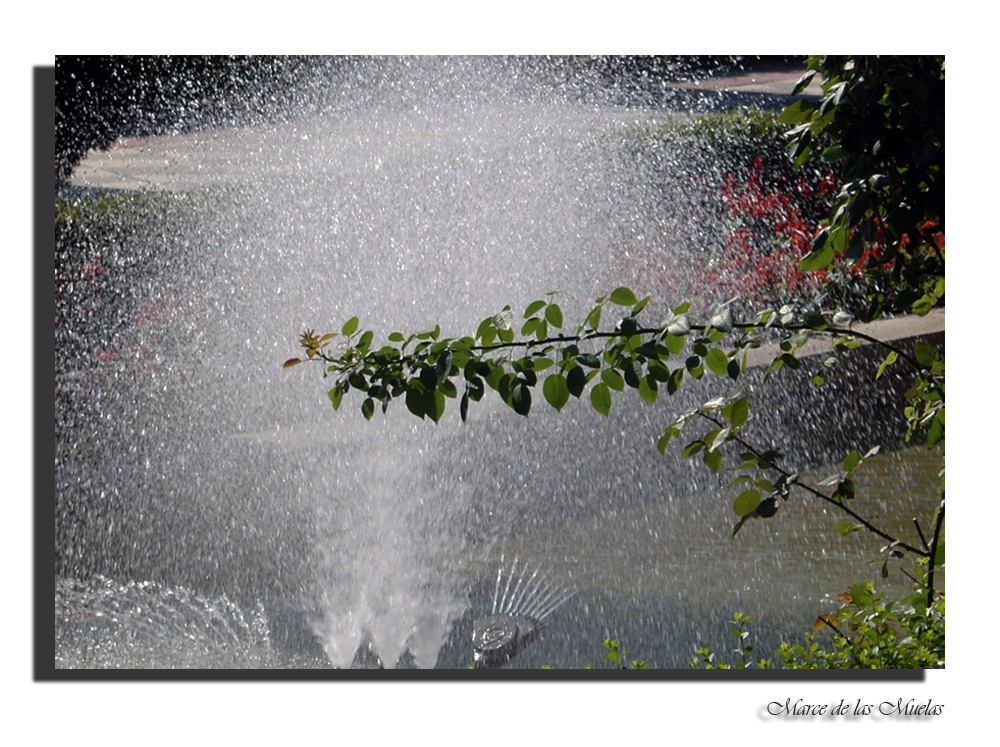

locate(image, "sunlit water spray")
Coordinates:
56 57 938 668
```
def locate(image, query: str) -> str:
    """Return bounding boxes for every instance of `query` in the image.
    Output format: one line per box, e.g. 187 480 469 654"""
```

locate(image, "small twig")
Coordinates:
913 517 930 552
926 496 945 608
703 414 926 556
818 615 842 637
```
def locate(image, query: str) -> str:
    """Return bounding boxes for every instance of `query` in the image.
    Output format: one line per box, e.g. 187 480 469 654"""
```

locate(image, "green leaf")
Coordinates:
776 97 812 124
341 316 360 336
511 381 532 416
328 385 344 411
542 373 570 412
703 448 722 473
635 341 660 360
821 145 846 162
618 316 638 337
583 304 602 331
756 498 778 518
843 450 861 474
926 409 944 447
361 398 375 420
780 353 800 370
545 303 564 328
727 397 749 428
601 369 625 391
467 377 485 402
387 331 405 343
657 428 677 455
704 348 729 377
685 356 704 379
404 386 426 420
913 340 939 367
638 375 658 404
647 360 671 382
524 299 546 318
733 489 761 518
428 388 446 422
875 350 897 379
835 521 862 536
912 294 937 316
476 316 495 342
484 363 504 392
609 286 638 307
667 367 684 395
622 359 642 388
663 333 686 355
802 311 827 330
680 440 704 459
590 382 612 416
419 364 438 390
434 350 453 382
632 296 650 316
799 242 834 272
849 583 874 608
566 365 587 398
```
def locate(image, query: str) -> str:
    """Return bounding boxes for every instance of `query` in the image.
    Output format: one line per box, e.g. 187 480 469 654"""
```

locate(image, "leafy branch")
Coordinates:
285 286 944 596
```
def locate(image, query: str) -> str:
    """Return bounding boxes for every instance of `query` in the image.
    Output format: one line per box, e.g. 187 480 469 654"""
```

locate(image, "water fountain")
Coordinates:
53 56 942 670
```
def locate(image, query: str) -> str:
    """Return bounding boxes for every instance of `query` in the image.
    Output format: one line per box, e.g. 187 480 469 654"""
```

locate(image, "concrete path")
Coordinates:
66 64 822 194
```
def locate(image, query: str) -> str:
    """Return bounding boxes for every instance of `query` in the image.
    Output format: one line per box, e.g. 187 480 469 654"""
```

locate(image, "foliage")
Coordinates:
609 108 856 322
689 571 944 669
599 638 648 669
692 153 835 309
689 612 771 669
289 287 941 554
780 55 945 320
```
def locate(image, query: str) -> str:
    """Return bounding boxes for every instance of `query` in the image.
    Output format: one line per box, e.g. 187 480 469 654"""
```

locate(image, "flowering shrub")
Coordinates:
610 146 944 318
782 56 944 320
607 145 840 314
692 154 835 307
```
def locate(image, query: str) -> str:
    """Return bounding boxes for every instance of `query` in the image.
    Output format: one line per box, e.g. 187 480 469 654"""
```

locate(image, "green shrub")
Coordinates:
688 571 944 669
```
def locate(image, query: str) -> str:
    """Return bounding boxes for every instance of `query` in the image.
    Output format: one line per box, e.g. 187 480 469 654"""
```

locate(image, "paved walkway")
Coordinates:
66 65 822 194
664 65 822 95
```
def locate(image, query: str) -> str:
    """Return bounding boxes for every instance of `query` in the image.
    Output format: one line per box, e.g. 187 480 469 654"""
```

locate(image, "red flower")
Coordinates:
817 173 836 196
80 258 107 280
